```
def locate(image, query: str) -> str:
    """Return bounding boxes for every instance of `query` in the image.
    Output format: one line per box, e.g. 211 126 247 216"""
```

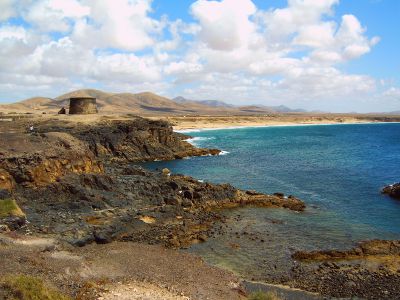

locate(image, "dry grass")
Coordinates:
0 275 71 300
248 291 282 300
0 199 25 218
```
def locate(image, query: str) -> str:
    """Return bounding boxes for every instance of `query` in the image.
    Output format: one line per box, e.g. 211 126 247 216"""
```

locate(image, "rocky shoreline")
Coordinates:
1 115 399 299
0 116 305 299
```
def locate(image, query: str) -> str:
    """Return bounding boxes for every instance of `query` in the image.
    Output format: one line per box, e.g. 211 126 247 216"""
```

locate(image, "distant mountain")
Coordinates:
173 96 234 108
174 96 312 113
0 89 312 115
258 104 308 113
0 89 259 115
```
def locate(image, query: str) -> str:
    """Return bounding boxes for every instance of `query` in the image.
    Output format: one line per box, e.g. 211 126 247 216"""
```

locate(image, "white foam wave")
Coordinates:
219 150 230 156
176 121 400 133
186 136 215 146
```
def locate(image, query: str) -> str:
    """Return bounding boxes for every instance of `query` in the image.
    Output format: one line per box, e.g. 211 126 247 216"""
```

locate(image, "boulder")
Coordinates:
58 107 66 114
162 168 171 176
382 183 400 199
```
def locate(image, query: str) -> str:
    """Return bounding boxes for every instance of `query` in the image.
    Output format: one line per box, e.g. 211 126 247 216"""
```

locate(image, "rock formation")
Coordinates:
0 116 304 249
382 183 400 199
57 107 66 114
292 239 400 260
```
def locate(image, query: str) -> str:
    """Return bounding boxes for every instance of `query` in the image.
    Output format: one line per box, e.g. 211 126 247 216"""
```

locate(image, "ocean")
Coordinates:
144 123 400 280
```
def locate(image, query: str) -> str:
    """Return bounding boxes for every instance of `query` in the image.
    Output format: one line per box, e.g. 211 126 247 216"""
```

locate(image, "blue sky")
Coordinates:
0 0 399 112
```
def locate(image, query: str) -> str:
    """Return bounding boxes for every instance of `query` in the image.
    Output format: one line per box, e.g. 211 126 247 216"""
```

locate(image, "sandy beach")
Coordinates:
161 114 400 131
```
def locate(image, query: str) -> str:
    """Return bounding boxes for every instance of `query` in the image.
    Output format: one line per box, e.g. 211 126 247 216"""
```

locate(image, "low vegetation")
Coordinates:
0 199 25 218
0 275 71 300
248 290 282 300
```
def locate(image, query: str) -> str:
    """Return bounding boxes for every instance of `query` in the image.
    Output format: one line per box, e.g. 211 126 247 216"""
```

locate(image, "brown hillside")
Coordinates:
0 89 272 116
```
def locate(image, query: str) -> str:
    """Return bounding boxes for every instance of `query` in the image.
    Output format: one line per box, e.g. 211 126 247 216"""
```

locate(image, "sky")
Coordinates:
0 0 399 112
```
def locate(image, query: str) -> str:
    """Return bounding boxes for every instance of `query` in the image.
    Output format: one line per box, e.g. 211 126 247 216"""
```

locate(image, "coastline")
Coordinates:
174 120 400 132
164 114 400 132
2 114 400 299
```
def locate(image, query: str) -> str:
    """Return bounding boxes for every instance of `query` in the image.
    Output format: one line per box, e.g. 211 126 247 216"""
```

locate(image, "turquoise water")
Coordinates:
144 123 400 280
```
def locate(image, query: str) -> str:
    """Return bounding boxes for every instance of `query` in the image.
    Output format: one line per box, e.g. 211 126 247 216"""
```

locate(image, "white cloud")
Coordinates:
191 0 257 51
92 53 161 83
72 0 162 51
0 25 27 41
0 0 16 21
24 0 90 32
383 87 400 99
0 0 397 112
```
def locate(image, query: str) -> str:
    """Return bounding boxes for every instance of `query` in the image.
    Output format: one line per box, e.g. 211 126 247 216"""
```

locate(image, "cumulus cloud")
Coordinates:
191 0 257 51
72 0 162 51
0 0 397 112
0 0 16 22
24 0 90 32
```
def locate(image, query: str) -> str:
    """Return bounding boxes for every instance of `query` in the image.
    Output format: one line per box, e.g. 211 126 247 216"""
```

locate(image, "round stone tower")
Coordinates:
69 97 98 114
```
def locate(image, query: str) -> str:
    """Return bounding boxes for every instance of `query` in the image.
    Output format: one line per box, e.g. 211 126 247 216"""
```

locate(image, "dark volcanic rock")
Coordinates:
382 183 400 199
292 239 400 261
288 240 400 299
69 118 221 162
0 118 305 261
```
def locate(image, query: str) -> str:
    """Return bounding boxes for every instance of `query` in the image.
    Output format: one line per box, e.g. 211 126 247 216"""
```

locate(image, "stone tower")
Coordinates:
69 97 98 114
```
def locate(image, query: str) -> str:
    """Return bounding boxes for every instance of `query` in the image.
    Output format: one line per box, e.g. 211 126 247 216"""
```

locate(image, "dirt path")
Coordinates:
98 281 190 300
0 234 245 300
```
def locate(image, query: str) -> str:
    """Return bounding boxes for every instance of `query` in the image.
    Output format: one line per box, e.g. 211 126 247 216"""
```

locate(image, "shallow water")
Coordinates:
144 123 400 280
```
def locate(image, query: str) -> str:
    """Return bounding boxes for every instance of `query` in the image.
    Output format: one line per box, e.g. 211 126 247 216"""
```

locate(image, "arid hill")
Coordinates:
0 89 275 115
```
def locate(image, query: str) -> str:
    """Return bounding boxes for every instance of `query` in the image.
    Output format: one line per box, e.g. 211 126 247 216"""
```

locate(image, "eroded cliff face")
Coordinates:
0 116 304 248
70 118 220 162
0 132 103 188
0 118 218 188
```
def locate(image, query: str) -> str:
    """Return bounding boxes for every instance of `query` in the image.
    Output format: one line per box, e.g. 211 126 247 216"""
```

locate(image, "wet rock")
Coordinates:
293 240 400 260
273 192 285 198
382 183 400 199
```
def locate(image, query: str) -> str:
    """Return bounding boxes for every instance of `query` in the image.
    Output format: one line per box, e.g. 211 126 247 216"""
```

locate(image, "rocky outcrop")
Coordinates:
287 240 400 299
0 117 304 249
382 183 400 199
10 164 305 248
0 169 14 191
69 118 221 162
0 132 103 188
292 239 400 261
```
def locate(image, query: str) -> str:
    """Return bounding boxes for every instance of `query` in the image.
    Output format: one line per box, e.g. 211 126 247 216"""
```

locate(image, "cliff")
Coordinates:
0 117 304 248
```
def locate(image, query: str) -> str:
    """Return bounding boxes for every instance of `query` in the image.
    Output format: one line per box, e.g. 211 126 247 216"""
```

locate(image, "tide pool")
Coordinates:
144 123 400 280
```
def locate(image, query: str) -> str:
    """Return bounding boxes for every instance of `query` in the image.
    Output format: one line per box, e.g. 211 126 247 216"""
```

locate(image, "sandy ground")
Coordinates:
162 115 400 131
98 281 190 300
1 112 400 133
0 234 245 300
